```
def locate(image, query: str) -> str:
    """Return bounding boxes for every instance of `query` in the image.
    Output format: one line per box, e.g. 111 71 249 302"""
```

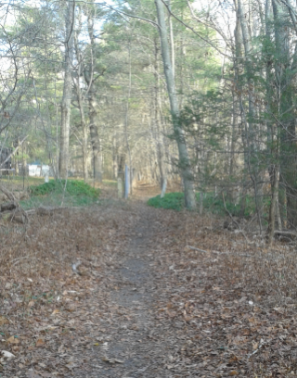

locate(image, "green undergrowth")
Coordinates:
21 179 100 209
147 192 185 211
147 191 256 217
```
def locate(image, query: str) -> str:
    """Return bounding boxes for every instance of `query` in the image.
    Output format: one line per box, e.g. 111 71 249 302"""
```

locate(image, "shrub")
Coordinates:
22 179 100 209
147 192 184 211
147 191 256 217
29 179 100 198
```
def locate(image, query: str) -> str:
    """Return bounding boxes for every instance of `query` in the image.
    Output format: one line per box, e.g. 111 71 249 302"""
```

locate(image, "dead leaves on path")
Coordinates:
0 203 297 377
0 204 138 377
151 210 297 377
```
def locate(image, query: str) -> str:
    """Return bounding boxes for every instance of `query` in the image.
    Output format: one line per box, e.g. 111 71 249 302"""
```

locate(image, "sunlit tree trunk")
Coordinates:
155 0 196 209
59 1 75 178
74 14 88 181
153 37 167 196
85 7 102 182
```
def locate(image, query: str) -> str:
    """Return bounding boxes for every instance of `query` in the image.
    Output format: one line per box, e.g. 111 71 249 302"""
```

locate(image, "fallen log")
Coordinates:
1 202 17 212
274 230 297 241
36 206 67 216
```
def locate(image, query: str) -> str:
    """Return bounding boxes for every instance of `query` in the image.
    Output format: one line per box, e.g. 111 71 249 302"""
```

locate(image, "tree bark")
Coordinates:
124 40 133 194
59 1 75 178
74 9 88 181
155 0 196 209
153 37 167 195
237 0 263 231
272 0 297 228
85 8 102 182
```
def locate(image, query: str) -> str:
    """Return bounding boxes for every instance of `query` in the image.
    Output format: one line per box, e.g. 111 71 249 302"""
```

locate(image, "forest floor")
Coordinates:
1 184 297 377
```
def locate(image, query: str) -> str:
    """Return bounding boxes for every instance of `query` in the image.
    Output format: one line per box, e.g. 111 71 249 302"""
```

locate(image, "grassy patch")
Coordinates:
21 179 100 209
147 191 256 217
147 192 185 211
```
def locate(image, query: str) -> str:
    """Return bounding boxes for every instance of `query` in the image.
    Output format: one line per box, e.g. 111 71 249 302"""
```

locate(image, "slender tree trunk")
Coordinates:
59 1 75 178
155 0 196 209
112 133 118 179
267 161 280 245
74 9 88 181
167 0 175 79
77 91 89 181
85 8 102 182
88 95 102 182
234 0 247 215
266 0 279 241
237 0 263 230
229 93 237 180
124 41 133 194
153 37 167 195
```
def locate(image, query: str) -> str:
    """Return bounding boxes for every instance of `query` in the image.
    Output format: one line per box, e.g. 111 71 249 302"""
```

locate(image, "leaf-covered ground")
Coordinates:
1 197 297 377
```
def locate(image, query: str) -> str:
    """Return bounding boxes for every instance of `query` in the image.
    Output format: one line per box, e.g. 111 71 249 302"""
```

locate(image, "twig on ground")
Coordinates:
186 246 208 253
72 261 82 274
247 339 269 360
186 246 251 257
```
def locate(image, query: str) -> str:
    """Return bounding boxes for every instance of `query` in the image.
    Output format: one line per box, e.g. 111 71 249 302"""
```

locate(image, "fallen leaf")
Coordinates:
36 338 45 347
65 303 76 312
1 350 15 359
253 342 259 350
0 316 8 326
102 356 115 363
7 336 20 344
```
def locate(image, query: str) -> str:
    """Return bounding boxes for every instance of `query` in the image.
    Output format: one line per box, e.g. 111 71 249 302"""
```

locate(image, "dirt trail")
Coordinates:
46 203 176 378
2 197 295 377
2 202 175 378
94 206 167 378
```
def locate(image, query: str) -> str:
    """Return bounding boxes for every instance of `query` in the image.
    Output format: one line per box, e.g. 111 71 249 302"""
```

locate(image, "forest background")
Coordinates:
1 0 297 241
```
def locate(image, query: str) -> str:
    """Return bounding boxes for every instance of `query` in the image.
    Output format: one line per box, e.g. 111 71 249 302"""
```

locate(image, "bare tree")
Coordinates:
155 0 196 209
59 0 75 178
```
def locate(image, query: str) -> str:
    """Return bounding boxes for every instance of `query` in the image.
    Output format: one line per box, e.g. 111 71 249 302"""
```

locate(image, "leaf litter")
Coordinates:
0 199 297 377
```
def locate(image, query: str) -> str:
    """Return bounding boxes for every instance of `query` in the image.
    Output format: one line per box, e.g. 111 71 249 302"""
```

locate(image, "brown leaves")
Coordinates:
146 207 297 377
0 200 296 377
35 339 45 348
0 316 9 326
6 336 20 345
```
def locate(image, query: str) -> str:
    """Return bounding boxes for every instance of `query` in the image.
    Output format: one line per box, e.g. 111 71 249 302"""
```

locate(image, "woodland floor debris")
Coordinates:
0 197 297 377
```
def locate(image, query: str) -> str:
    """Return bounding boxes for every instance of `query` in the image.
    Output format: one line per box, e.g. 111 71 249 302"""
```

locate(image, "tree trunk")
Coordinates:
153 37 167 195
168 0 175 79
237 0 263 230
74 10 88 181
85 9 102 182
59 1 75 178
124 41 133 194
112 133 118 179
155 0 196 209
89 100 102 182
267 162 280 245
272 0 297 228
75 74 89 182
